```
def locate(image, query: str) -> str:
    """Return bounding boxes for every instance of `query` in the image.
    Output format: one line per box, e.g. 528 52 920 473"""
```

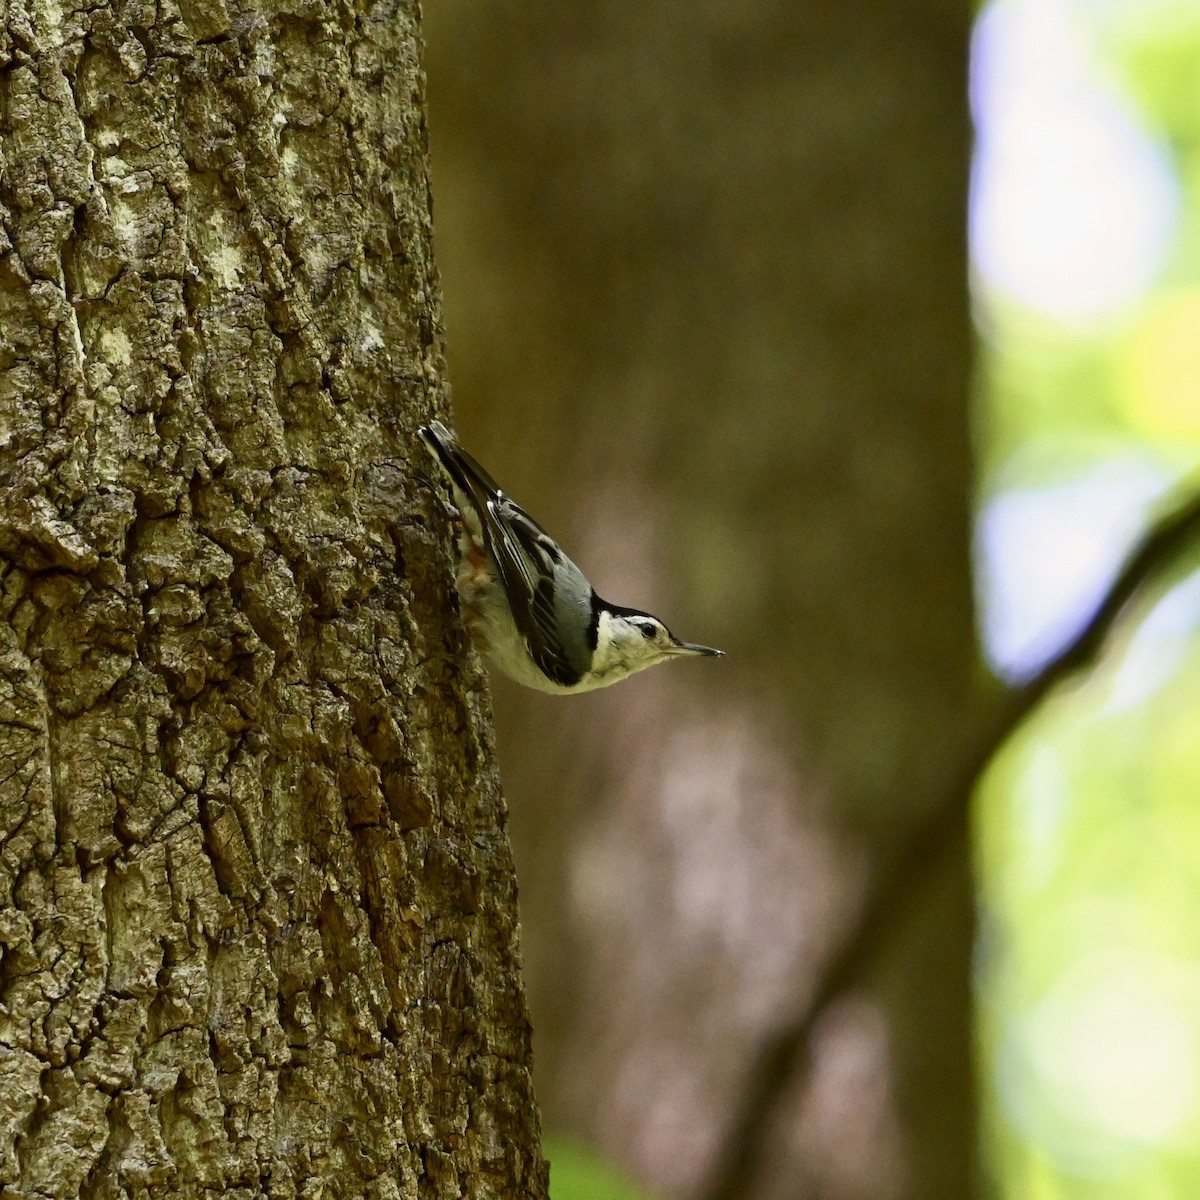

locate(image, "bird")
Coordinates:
419 420 723 694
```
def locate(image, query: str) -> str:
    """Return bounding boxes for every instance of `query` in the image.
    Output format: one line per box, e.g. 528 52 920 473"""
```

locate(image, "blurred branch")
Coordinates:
1003 478 1200 715
703 480 1200 1200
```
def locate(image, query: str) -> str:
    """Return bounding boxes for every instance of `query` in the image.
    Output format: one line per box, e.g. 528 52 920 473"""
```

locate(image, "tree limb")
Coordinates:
703 478 1200 1200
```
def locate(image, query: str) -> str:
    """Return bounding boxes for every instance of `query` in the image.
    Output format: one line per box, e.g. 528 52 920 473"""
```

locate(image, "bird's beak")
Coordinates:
670 641 724 657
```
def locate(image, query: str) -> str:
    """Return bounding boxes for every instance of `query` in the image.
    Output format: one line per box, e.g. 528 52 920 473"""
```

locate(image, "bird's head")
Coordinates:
593 604 723 684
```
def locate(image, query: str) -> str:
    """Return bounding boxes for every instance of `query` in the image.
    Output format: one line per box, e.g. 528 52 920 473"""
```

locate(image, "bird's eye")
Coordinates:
638 622 658 640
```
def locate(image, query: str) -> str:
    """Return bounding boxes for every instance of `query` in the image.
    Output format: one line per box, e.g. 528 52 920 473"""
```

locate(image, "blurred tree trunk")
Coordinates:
0 3 546 1197
426 3 981 1199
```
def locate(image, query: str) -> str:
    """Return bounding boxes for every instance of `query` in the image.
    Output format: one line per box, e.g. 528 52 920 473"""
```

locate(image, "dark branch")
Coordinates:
1008 479 1200 716
702 479 1200 1200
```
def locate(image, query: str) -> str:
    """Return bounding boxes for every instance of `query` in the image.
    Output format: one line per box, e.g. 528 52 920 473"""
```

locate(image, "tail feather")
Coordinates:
419 422 504 504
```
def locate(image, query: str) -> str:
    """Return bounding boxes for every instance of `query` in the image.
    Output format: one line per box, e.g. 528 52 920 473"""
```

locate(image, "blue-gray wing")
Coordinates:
491 501 594 686
420 422 595 686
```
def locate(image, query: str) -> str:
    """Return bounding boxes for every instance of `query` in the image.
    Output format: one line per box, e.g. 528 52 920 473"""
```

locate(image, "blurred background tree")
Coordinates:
424 3 979 1199
423 0 1200 1197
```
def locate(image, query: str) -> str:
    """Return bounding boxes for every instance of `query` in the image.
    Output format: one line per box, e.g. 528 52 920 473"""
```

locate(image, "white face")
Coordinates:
587 609 722 689
592 611 679 682
614 613 672 657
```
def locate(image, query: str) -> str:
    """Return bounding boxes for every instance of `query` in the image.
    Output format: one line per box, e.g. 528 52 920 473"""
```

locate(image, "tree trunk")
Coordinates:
0 3 547 1197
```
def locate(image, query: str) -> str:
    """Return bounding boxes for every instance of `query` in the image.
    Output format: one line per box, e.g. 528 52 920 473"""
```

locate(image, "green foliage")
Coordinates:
977 1 1200 488
976 2 1200 1197
545 1134 659 1200
979 593 1200 1190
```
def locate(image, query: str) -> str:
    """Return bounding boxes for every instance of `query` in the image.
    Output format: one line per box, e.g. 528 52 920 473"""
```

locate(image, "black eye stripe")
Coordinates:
638 622 657 639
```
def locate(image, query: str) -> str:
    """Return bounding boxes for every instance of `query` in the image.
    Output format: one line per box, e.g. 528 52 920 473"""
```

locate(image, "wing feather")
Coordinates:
421 423 594 685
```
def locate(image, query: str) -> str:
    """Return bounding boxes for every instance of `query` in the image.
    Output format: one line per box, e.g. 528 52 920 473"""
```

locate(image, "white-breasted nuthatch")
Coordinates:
419 421 723 694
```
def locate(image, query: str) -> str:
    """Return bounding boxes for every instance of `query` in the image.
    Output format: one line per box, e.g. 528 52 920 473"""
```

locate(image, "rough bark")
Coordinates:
0 2 547 1197
425 3 979 1198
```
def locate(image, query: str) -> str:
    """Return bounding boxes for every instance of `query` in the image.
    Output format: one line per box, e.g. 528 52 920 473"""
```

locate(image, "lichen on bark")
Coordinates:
0 1 547 1196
